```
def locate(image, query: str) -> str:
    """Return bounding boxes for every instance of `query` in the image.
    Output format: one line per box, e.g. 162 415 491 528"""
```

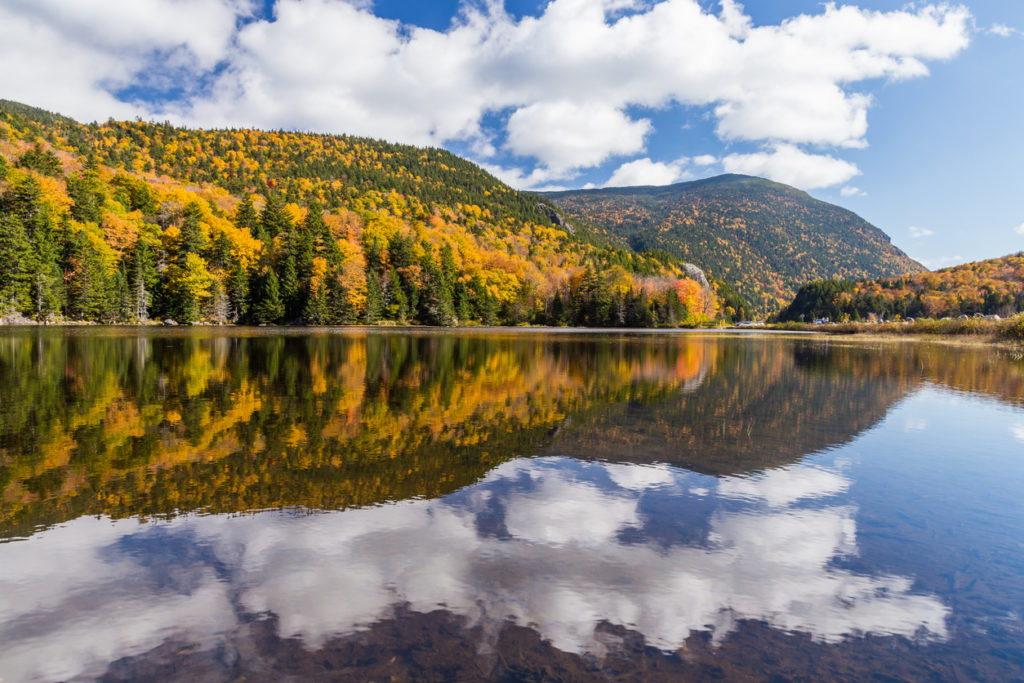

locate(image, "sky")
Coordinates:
0 0 1021 270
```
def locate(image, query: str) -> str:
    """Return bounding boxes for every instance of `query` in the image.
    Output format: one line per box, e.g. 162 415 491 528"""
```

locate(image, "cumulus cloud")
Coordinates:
909 225 936 238
722 144 861 189
841 185 866 197
0 0 972 188
1015 222 1024 235
692 154 718 166
505 102 652 173
989 23 1017 38
605 157 690 187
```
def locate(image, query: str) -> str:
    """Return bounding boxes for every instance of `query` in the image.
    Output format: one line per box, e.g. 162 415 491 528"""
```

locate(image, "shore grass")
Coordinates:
767 315 1024 342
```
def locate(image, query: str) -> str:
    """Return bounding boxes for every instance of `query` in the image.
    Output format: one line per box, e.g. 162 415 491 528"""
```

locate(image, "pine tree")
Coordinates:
279 252 300 320
179 201 206 261
259 192 292 241
252 269 284 323
363 269 383 324
234 196 258 233
0 214 33 314
65 231 112 321
228 260 250 323
305 279 330 325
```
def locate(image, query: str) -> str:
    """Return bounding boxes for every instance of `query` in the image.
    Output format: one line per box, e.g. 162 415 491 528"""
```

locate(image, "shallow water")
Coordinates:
0 328 1022 681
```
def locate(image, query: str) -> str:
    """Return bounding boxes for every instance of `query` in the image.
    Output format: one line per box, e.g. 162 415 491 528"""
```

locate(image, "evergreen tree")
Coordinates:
279 252 300 320
0 214 33 313
65 231 112 321
113 267 132 322
234 196 258 233
252 269 284 323
259 192 292 241
227 260 250 323
363 269 383 324
305 279 331 325
179 201 206 261
385 269 409 322
17 143 62 177
66 170 105 224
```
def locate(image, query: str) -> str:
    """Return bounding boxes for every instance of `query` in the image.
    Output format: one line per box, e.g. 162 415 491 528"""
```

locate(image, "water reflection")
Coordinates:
2 330 1024 680
0 457 949 682
7 330 1023 538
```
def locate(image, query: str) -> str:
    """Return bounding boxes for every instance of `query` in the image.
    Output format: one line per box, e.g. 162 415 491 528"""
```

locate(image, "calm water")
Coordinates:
1 328 1023 681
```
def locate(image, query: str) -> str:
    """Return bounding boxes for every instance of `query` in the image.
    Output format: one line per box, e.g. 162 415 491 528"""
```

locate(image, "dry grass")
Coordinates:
768 315 1024 343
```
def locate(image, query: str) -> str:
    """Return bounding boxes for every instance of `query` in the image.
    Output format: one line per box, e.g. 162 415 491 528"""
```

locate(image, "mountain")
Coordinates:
0 100 715 327
777 252 1024 322
543 175 925 313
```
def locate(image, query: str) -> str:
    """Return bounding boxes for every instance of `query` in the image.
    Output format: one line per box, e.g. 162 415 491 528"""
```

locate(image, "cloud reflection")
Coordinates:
0 459 948 681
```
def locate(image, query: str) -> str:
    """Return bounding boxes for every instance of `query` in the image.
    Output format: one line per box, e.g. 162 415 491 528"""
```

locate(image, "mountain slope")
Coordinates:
0 100 716 327
544 175 924 313
778 252 1024 321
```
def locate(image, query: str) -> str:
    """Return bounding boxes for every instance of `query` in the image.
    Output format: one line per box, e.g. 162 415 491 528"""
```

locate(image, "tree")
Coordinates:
259 192 291 241
228 260 250 322
252 269 284 323
234 196 259 233
165 252 213 323
0 214 33 313
178 201 206 261
364 269 383 324
17 143 62 177
64 231 112 321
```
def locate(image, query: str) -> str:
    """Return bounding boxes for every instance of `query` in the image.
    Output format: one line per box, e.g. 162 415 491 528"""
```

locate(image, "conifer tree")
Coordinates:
65 231 111 321
0 214 32 313
259 192 291 241
363 268 383 324
227 260 250 323
252 269 284 323
179 201 206 262
234 196 258 233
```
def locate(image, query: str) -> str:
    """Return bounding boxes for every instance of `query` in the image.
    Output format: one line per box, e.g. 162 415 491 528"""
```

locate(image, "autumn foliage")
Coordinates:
0 100 717 327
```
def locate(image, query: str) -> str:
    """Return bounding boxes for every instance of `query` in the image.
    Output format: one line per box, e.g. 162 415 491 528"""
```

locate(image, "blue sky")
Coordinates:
0 0 1021 269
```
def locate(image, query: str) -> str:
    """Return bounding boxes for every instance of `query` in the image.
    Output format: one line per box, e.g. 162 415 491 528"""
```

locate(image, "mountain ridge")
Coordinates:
543 175 924 313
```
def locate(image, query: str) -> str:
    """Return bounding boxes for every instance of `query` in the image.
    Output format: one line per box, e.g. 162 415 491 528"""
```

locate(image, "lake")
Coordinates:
1 328 1023 681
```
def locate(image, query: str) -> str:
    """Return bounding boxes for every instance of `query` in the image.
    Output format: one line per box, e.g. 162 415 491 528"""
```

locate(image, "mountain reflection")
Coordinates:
2 329 1024 539
0 457 948 683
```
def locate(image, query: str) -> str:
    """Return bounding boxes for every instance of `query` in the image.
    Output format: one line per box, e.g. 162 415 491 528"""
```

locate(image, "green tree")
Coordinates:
259 192 291 241
252 269 284 323
0 214 33 313
179 201 206 261
64 231 112 321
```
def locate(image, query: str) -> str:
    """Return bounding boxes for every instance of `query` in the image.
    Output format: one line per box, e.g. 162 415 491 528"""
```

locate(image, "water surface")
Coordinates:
1 328 1022 681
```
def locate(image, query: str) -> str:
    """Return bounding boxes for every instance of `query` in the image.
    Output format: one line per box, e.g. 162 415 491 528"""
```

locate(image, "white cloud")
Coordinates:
722 144 861 190
505 101 651 174
605 157 690 187
692 154 718 166
1014 222 1024 235
0 0 972 188
908 225 935 238
840 185 866 197
989 23 1016 38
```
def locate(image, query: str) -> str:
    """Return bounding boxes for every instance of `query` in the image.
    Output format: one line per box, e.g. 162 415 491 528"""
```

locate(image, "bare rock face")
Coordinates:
684 263 711 291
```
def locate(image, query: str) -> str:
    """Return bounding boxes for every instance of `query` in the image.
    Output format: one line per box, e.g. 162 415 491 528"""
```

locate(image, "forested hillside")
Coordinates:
777 252 1024 322
0 100 717 327
545 175 924 313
